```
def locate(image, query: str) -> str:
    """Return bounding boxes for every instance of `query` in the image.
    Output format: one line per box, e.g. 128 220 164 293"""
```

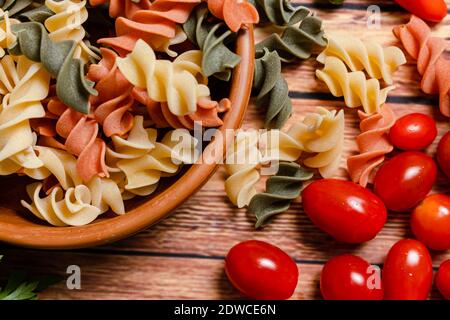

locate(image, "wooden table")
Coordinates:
1 0 450 299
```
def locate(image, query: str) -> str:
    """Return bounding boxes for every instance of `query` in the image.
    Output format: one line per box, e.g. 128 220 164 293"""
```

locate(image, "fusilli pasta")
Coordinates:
249 162 313 228
10 22 97 114
292 107 345 178
317 35 406 85
44 0 101 62
98 0 200 57
225 130 261 208
183 4 240 81
0 55 50 176
316 56 394 114
347 104 395 187
394 15 450 117
116 39 210 116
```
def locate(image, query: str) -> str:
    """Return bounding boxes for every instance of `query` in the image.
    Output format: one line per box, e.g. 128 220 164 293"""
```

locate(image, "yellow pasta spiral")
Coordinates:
317 35 406 85
316 56 394 114
21 146 125 226
225 130 262 208
44 0 100 62
0 56 50 175
116 39 210 116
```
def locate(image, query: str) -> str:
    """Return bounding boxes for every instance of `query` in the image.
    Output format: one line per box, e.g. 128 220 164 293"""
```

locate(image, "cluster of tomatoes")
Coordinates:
225 113 450 300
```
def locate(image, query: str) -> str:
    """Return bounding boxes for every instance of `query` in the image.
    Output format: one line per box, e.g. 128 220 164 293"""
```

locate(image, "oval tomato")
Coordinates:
374 152 437 212
383 239 433 300
225 240 298 300
394 0 447 22
389 113 437 151
437 131 450 179
411 194 450 251
436 259 450 300
320 254 383 300
302 179 387 243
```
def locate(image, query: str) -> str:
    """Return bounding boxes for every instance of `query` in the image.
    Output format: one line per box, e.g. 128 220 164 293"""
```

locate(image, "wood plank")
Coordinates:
0 249 321 300
0 249 445 299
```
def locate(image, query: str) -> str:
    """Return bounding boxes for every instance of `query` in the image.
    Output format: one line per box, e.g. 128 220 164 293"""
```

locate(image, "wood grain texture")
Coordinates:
1 0 450 300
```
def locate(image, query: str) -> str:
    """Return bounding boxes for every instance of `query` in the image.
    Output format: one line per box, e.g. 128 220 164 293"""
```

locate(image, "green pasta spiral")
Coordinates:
0 0 32 16
251 0 327 128
253 48 291 128
250 0 310 26
255 16 327 63
183 4 241 82
249 162 313 228
19 4 54 23
10 22 97 114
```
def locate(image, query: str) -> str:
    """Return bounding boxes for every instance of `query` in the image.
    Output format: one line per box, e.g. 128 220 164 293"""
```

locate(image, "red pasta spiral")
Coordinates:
96 0 201 56
87 48 135 137
393 15 450 117
347 104 395 187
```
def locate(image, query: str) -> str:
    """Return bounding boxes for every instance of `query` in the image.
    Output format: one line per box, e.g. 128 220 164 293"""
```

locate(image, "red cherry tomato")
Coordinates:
436 260 450 300
394 0 447 22
383 239 433 300
302 179 387 243
437 131 450 179
225 240 298 300
389 113 437 151
374 152 437 212
411 194 450 251
320 254 383 300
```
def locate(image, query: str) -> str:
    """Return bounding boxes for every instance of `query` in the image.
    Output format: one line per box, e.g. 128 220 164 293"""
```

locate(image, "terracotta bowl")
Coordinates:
0 26 255 249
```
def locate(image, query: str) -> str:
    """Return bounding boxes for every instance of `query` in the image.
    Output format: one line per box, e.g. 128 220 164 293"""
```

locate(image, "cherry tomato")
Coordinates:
383 239 433 300
411 194 450 251
436 259 450 300
394 0 447 22
374 152 437 212
437 131 450 179
320 254 383 300
225 240 298 300
302 179 387 243
389 113 437 151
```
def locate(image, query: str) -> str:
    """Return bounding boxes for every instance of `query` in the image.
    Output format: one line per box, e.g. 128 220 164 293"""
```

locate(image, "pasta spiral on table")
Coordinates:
393 15 450 117
225 130 261 208
251 3 326 128
249 162 313 228
291 107 345 178
10 22 97 114
316 56 394 114
98 0 200 57
255 15 327 63
253 48 291 129
21 146 125 226
183 4 241 81
44 0 101 62
0 55 50 176
116 39 210 116
317 35 406 85
347 104 395 187
87 47 135 137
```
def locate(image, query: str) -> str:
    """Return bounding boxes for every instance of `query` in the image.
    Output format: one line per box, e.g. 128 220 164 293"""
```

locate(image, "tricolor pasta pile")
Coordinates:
0 0 259 226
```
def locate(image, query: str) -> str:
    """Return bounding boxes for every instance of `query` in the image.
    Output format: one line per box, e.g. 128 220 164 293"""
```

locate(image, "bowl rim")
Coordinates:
0 25 255 249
